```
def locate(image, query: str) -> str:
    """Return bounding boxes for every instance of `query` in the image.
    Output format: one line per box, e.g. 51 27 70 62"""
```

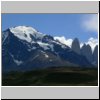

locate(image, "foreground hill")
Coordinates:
2 67 98 86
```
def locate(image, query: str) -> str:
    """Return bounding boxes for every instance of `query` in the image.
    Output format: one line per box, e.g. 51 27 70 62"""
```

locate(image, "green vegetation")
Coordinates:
2 67 98 86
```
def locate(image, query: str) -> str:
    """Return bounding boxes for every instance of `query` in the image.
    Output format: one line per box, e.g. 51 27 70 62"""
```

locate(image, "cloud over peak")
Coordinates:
85 37 98 51
54 36 73 48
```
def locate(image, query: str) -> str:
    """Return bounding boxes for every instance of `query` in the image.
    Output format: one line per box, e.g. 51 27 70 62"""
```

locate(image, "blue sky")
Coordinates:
2 14 98 42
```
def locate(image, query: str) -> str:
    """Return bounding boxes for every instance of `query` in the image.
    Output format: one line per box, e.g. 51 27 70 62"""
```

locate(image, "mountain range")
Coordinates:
54 36 98 66
2 26 98 72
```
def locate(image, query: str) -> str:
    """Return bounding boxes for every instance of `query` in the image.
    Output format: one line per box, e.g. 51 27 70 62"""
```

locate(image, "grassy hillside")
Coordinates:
2 67 98 86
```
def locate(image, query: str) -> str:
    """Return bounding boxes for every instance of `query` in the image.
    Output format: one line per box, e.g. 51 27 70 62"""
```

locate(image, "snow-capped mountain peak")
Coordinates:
9 26 45 42
10 26 37 35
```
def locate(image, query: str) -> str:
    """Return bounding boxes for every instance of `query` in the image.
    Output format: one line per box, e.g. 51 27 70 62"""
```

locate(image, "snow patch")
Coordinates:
13 60 23 66
37 41 49 50
40 50 46 54
31 55 39 61
40 50 49 58
44 54 49 58
49 44 54 51
61 45 67 49
2 32 9 44
10 53 23 65
28 46 37 51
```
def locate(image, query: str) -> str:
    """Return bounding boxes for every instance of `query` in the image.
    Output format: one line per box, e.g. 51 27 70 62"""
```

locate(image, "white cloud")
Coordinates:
80 43 84 48
82 14 98 33
85 37 98 51
80 37 98 52
54 36 73 48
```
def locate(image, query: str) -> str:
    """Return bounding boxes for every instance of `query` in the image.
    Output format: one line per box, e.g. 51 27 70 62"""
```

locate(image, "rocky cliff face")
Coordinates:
81 44 93 63
71 38 81 54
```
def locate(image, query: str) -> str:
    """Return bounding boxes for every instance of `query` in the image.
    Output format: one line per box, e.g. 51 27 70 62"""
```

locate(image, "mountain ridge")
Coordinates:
2 26 97 72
